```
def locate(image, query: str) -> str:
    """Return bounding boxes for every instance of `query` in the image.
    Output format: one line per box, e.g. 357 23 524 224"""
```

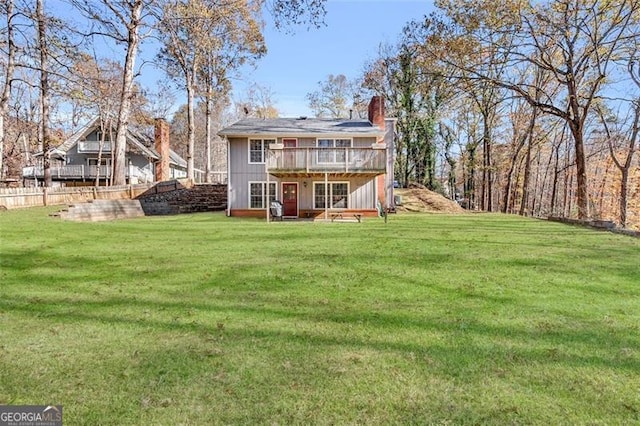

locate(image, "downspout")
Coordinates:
226 137 231 217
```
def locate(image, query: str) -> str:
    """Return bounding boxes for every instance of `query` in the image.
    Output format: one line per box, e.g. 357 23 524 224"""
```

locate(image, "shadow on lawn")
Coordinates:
1 285 638 376
2 237 639 386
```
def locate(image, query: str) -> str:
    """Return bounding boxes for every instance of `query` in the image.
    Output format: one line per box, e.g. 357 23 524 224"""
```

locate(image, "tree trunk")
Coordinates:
95 117 108 187
537 139 555 217
519 128 533 216
620 169 629 227
550 143 560 217
531 142 542 216
482 110 493 212
403 138 411 187
186 78 195 181
0 0 16 181
204 85 212 183
503 113 533 213
466 147 477 210
37 0 52 187
567 115 590 219
112 0 143 186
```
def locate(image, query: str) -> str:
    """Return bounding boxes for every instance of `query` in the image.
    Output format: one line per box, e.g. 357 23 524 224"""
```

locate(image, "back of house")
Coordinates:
218 96 395 219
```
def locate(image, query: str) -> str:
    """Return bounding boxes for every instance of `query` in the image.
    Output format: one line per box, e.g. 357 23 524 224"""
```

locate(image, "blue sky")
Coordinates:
51 0 433 120
236 0 435 117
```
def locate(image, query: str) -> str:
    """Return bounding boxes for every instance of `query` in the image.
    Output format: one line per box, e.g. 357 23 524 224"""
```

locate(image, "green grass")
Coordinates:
1 208 639 425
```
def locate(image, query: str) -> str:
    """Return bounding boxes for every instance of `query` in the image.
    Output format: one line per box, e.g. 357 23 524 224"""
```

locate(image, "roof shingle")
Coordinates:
218 118 383 137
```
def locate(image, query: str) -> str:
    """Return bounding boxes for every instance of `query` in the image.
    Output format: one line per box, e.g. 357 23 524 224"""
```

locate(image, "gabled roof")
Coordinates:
57 117 187 168
56 117 102 153
168 149 187 168
218 117 384 138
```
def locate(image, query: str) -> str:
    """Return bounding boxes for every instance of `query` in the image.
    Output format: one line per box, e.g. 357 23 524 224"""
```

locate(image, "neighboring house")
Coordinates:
22 118 187 186
218 96 395 219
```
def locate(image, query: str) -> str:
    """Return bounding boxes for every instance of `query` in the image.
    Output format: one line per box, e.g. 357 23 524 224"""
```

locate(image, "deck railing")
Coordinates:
22 165 154 183
266 147 386 174
77 141 112 153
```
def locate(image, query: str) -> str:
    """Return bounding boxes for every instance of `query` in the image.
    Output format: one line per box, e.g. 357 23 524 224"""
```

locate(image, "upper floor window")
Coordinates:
96 131 111 141
317 138 351 163
249 139 275 164
87 158 111 167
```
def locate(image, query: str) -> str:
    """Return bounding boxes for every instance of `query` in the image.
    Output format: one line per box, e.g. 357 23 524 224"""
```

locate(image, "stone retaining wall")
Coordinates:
136 182 227 215
548 216 639 237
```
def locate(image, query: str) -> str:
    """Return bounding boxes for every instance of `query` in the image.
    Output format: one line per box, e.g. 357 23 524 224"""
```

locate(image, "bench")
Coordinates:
330 212 362 223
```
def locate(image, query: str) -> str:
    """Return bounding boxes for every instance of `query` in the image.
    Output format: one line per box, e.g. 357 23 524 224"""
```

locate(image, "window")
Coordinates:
313 182 349 209
316 138 351 163
87 158 110 166
96 131 110 141
282 138 297 148
249 182 277 209
248 139 275 164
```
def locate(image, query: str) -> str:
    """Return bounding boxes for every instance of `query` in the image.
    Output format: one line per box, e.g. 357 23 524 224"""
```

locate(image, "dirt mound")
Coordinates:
394 186 465 214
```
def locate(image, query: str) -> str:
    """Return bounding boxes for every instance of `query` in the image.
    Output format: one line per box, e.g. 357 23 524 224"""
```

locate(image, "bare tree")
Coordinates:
159 0 265 181
35 0 53 186
0 0 18 182
237 83 280 119
70 0 150 186
428 0 640 218
597 103 639 228
266 0 326 30
306 74 363 118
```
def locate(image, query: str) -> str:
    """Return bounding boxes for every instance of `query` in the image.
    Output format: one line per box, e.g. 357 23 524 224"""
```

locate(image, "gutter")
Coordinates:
217 132 385 139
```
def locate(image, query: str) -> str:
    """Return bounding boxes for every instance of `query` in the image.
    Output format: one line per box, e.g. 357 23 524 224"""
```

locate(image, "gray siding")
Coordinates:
242 176 376 210
65 150 151 170
229 137 280 210
353 137 377 148
63 133 156 182
228 137 379 212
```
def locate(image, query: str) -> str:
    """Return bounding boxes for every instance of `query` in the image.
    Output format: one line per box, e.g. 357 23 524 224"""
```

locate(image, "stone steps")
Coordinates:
59 199 146 222
53 182 228 221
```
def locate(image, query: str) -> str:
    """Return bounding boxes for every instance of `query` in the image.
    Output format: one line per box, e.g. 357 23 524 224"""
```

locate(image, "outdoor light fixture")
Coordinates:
303 181 308 188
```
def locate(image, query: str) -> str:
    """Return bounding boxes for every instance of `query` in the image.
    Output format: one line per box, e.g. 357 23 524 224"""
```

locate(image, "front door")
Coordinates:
282 183 298 217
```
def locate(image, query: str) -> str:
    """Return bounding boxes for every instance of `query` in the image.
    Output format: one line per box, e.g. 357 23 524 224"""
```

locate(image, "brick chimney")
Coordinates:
154 118 170 182
368 96 385 131
368 96 387 206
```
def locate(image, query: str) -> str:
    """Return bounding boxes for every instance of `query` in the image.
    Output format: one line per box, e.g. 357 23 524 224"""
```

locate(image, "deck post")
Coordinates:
324 172 328 221
345 148 349 173
266 169 270 223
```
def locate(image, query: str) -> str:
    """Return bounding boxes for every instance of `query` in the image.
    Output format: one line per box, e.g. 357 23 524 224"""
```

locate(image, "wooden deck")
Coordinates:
266 147 386 177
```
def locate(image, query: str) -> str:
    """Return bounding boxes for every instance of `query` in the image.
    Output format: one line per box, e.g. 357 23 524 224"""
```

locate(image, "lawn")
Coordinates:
0 208 639 425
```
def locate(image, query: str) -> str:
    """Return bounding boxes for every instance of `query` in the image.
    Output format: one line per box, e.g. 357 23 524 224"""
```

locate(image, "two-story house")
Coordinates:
23 117 187 186
218 96 395 220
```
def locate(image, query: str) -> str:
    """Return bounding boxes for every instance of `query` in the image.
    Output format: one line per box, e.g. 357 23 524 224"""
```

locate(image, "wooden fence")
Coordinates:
0 183 155 209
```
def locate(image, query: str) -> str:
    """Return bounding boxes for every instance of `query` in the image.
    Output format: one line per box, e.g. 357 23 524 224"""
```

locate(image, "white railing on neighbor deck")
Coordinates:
22 165 154 183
